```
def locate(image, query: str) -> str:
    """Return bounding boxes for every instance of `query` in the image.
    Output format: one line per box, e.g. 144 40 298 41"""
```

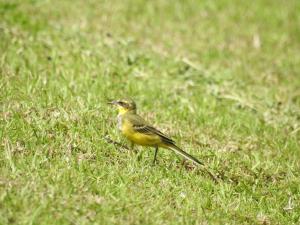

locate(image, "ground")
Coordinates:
0 0 300 224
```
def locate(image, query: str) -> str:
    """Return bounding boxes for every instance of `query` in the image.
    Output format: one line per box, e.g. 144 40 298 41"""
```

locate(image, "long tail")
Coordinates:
167 144 203 166
166 144 218 182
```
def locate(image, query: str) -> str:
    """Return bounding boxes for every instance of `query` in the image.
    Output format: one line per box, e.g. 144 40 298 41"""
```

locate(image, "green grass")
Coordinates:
1 0 300 224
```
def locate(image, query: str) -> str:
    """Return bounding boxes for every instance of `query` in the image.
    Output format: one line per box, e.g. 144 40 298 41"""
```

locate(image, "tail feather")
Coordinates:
167 144 203 166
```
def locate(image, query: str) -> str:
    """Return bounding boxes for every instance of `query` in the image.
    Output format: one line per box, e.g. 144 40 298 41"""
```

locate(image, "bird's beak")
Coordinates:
107 100 118 105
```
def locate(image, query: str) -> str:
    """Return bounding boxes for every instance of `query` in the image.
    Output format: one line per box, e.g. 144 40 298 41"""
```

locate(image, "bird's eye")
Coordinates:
118 101 127 107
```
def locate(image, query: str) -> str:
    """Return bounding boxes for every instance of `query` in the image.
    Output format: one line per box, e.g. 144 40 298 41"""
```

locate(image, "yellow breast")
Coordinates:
120 118 162 146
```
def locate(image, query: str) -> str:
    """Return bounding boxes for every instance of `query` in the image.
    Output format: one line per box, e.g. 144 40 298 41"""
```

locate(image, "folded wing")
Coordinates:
133 124 175 146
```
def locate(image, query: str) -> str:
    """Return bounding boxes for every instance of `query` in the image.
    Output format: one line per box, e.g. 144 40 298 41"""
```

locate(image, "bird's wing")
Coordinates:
127 114 175 145
125 113 205 167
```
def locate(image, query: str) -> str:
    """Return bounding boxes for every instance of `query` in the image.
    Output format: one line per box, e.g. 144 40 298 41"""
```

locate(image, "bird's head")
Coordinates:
108 98 137 114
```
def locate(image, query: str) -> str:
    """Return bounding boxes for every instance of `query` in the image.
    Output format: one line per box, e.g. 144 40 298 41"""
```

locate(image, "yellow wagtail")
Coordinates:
108 99 203 166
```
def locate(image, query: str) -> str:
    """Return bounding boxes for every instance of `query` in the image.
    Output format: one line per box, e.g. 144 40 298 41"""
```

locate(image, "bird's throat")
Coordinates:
118 107 136 115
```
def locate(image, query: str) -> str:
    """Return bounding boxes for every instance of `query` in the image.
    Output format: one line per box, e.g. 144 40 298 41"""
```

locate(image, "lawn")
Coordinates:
1 0 300 224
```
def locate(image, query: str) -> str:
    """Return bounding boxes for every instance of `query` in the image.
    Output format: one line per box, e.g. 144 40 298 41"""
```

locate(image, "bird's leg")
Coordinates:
153 146 159 165
131 142 138 153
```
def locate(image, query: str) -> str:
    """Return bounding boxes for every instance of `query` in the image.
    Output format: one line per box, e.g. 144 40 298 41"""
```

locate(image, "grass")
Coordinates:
1 0 300 224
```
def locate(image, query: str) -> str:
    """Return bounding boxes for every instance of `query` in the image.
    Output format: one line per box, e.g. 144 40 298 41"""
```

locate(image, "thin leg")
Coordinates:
153 146 159 165
131 142 138 153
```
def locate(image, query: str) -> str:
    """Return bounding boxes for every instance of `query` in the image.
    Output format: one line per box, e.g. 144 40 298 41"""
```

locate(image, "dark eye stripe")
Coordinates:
119 101 127 107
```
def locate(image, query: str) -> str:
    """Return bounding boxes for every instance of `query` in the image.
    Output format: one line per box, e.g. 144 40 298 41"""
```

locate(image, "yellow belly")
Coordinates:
121 120 162 146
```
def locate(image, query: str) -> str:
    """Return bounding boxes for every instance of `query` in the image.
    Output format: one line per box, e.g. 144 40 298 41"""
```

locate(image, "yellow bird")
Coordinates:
108 99 203 166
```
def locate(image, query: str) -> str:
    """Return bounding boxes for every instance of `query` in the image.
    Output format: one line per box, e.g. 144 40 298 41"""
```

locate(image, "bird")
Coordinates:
108 98 203 166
